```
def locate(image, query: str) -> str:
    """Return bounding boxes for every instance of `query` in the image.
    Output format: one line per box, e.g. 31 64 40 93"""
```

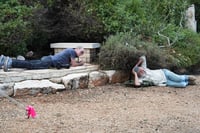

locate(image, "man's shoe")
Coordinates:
188 80 196 85
188 76 196 81
0 55 5 68
188 76 197 85
3 57 10 72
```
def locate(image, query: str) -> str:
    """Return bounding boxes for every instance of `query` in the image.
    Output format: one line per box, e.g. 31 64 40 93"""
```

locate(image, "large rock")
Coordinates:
88 71 109 88
62 73 89 89
104 70 116 83
14 80 65 96
49 78 62 84
0 65 99 83
0 83 14 97
105 70 130 83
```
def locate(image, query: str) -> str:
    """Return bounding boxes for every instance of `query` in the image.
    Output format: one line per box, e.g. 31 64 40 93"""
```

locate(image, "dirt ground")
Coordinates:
1 76 200 133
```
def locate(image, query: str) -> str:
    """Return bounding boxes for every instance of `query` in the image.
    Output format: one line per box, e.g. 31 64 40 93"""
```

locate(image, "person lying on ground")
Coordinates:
0 46 85 72
132 55 196 88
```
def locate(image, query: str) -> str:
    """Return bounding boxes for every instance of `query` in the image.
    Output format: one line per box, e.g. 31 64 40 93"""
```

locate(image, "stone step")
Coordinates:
0 65 130 97
0 64 99 83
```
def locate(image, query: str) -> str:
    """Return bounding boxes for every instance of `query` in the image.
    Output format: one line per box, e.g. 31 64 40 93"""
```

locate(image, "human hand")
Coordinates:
79 60 84 65
132 67 138 75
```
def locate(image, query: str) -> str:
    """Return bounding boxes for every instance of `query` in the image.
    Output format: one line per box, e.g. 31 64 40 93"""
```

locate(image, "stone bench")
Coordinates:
50 43 101 63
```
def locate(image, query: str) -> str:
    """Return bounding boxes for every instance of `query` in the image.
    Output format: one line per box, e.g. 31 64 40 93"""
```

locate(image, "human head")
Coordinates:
75 46 84 57
135 67 145 77
137 67 145 77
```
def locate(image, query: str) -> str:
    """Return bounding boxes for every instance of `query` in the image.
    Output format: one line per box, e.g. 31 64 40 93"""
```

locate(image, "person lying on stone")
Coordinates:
0 46 85 72
132 55 196 88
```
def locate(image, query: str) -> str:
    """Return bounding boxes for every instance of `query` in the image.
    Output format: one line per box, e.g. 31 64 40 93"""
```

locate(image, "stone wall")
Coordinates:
0 65 130 97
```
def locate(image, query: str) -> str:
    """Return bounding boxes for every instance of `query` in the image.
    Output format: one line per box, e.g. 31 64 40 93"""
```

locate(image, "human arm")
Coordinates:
131 56 147 87
70 58 84 67
132 69 141 87
134 56 143 68
132 55 146 73
70 49 84 67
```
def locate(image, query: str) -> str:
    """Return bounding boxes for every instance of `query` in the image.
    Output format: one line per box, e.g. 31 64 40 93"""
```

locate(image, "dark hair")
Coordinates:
133 66 139 73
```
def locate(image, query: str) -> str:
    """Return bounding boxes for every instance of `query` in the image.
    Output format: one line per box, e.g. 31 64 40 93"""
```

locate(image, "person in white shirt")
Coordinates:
132 55 196 88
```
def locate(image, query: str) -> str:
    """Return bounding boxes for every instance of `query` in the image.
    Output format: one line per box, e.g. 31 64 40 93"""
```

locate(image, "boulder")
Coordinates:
105 70 130 83
88 71 109 88
14 80 65 96
62 73 89 89
0 83 14 97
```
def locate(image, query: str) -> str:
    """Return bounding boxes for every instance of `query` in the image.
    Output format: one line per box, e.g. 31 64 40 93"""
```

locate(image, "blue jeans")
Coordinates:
163 69 188 88
12 56 53 69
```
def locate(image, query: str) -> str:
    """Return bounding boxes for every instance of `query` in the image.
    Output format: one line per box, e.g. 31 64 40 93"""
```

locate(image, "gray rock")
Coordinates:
0 65 99 83
88 71 109 88
0 83 14 97
62 73 88 89
14 80 65 96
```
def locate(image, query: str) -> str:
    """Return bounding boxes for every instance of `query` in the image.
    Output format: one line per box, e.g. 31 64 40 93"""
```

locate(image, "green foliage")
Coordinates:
86 0 189 37
100 29 200 70
99 32 175 70
172 30 200 67
86 0 141 34
95 0 200 69
0 0 33 56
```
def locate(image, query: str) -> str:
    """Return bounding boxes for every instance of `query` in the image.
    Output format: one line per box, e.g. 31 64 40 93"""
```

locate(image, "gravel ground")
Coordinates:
1 76 200 133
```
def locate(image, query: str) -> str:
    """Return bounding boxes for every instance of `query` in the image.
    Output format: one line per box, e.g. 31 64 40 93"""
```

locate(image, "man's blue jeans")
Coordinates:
163 69 188 88
12 56 53 69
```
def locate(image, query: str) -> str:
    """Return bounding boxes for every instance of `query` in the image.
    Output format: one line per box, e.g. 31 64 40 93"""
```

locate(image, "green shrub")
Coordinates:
99 32 175 71
0 0 33 56
172 29 200 67
86 0 189 37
